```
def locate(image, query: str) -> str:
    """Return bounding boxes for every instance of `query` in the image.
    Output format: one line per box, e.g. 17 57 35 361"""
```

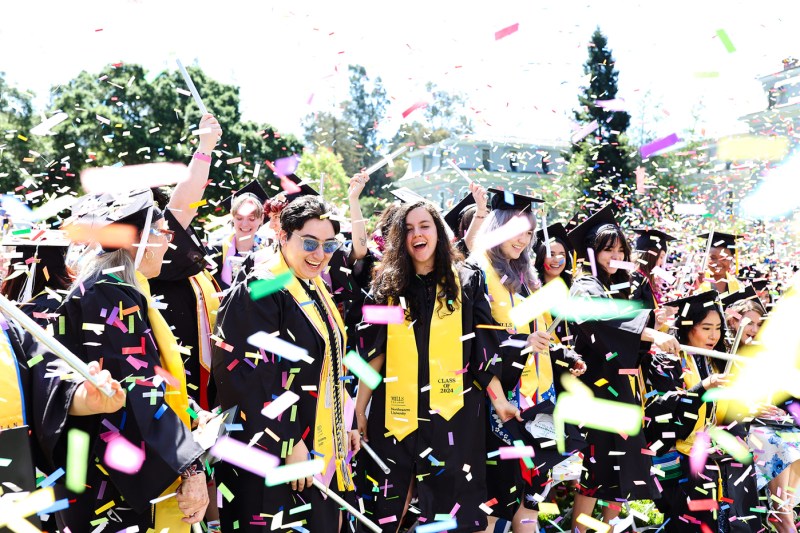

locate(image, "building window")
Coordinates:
482 148 491 171
509 151 519 172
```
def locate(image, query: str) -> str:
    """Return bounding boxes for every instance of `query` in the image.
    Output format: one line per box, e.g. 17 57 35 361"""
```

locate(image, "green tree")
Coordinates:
0 73 55 203
296 147 349 204
567 28 638 209
47 63 302 212
422 82 472 135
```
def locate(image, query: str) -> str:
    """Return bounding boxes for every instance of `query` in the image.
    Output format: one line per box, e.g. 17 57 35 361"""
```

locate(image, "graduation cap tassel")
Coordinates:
0 293 114 396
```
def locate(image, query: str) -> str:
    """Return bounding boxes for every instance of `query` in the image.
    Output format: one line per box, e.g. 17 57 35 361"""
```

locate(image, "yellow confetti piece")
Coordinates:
717 135 789 162
594 378 608 387
94 500 116 515
190 199 207 209
538 502 559 515
576 513 611 532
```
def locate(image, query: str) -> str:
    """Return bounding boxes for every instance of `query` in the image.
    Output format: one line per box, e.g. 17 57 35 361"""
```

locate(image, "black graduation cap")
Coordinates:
634 228 677 252
488 188 543 211
221 180 270 211
2 230 70 270
697 231 741 250
69 189 163 231
720 284 764 309
566 203 617 261
281 173 320 203
662 290 721 317
389 187 427 205
564 211 584 232
535 222 572 251
443 193 476 234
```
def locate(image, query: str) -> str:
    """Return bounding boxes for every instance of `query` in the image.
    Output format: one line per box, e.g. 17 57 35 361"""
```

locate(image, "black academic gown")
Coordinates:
568 276 659 501
630 270 658 311
54 274 204 530
643 352 762 532
354 265 500 532
149 209 219 408
1 322 80 533
212 263 351 532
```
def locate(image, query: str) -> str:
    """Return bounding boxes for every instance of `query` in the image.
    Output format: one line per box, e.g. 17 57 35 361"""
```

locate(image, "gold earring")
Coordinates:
145 250 155 260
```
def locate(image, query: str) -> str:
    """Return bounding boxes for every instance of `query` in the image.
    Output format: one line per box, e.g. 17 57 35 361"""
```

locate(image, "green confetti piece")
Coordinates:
11 228 31 236
716 29 735 53
248 271 294 300
708 426 751 463
186 407 198 420
343 351 382 390
233 520 239 529
66 429 90 493
58 315 65 335
26 354 44 367
289 503 312 515
217 482 235 502
607 386 618 397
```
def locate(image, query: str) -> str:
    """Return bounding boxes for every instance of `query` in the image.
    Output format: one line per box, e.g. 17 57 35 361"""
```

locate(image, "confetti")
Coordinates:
261 390 301 419
66 429 90 494
210 436 280 477
247 331 312 363
717 135 789 161
494 23 519 40
474 214 532 254
248 271 294 300
362 305 405 324
716 29 736 53
30 112 69 136
343 350 382 390
640 133 680 159
402 101 428 119
265 459 324 486
417 518 458 533
103 434 145 474
80 162 189 194
508 277 569 327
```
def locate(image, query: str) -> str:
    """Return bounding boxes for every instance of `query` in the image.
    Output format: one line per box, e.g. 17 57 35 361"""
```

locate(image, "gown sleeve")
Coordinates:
58 279 204 512
460 264 502 388
212 281 305 450
642 351 706 448
569 276 652 367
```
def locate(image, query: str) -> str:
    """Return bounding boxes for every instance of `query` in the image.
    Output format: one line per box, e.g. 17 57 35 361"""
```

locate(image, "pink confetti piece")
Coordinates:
362 305 405 324
609 260 636 271
154 365 180 388
210 436 280 477
494 23 519 40
104 435 145 474
571 120 598 143
402 101 428 119
498 446 535 459
125 355 148 371
595 98 626 111
690 431 710 476
687 498 719 511
586 248 597 278
379 516 398 525
640 133 680 159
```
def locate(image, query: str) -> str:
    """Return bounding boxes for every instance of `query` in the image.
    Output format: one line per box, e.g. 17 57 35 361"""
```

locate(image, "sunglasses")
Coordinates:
149 227 175 244
290 233 341 254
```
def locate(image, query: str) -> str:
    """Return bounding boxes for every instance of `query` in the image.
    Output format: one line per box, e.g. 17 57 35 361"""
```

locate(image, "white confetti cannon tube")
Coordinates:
680 344 747 363
360 437 391 474
176 58 208 115
312 477 382 533
364 146 408 176
0 293 114 397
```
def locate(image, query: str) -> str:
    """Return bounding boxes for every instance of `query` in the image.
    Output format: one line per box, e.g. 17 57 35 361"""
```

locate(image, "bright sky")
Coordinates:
2 0 797 146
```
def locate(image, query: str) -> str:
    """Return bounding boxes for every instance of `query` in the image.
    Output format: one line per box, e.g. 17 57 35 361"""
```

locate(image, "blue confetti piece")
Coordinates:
224 423 243 432
154 404 168 419
417 518 458 533
38 467 65 488
503 190 514 205
39 498 70 515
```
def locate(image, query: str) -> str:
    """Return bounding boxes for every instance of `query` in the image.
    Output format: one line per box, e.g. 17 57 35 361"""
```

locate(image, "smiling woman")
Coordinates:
212 195 359 533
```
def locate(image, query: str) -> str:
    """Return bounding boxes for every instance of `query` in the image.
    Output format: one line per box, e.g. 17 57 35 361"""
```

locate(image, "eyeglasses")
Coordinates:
290 233 341 254
149 227 175 243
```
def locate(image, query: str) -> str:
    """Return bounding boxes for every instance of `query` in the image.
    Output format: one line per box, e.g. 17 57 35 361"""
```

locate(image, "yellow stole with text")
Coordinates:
675 351 709 456
0 329 24 430
386 273 463 440
267 253 353 491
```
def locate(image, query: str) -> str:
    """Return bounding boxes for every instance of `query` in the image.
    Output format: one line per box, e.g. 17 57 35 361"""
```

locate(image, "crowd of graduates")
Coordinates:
1 112 799 533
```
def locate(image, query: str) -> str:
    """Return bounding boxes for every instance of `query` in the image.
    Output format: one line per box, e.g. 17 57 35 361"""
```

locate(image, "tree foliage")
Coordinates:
296 147 349 204
566 28 638 210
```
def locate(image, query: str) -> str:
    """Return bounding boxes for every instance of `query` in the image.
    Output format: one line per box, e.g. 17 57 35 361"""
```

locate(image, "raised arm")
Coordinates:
348 172 369 260
463 181 489 253
169 113 223 229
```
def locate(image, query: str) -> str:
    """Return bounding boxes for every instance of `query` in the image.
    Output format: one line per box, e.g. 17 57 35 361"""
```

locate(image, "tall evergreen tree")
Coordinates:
568 28 638 210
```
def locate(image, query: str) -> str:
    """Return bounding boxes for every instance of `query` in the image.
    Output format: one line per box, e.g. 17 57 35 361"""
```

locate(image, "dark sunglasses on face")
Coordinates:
291 232 341 254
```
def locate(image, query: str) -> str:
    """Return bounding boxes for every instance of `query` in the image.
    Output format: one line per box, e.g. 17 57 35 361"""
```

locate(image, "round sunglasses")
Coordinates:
290 232 341 254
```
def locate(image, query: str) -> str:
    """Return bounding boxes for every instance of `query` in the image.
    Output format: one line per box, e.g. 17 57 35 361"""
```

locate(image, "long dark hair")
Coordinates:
675 305 727 372
1 249 73 302
635 245 663 291
372 201 460 321
534 238 573 287
586 224 632 299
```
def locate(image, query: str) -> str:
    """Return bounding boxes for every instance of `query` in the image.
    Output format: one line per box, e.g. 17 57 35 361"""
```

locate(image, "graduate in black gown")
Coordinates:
469 191 586 532
0 230 72 324
565 204 682 532
0 320 125 532
648 291 760 532
55 189 209 531
212 195 360 532
354 199 508 532
630 228 677 332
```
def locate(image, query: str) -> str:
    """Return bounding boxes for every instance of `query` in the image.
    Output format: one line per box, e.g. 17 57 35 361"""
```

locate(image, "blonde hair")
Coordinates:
232 193 265 219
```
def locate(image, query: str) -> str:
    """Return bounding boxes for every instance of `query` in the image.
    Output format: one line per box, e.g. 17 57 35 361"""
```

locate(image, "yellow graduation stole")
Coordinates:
386 273 463 440
267 253 354 491
0 329 25 430
135 272 192 532
699 273 741 295
675 351 709 456
481 258 553 403
188 270 221 373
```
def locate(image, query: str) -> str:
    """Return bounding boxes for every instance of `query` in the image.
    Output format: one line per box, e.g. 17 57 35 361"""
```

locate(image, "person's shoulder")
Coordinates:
67 275 144 308
571 275 603 293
